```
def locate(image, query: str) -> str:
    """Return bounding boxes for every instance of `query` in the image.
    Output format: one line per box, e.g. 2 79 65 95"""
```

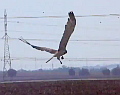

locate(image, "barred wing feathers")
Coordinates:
19 37 57 54
31 45 57 54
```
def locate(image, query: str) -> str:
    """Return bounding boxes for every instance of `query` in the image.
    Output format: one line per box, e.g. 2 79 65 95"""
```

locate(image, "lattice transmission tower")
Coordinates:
2 10 12 80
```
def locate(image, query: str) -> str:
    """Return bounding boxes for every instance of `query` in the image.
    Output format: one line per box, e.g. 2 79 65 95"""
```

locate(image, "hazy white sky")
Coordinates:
0 0 120 70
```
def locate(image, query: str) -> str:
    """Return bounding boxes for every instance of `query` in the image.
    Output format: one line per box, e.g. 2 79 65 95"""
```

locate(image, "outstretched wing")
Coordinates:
32 46 57 54
19 37 57 54
58 11 76 51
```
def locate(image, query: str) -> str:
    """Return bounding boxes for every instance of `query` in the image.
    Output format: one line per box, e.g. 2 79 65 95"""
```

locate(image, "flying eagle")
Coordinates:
19 11 76 64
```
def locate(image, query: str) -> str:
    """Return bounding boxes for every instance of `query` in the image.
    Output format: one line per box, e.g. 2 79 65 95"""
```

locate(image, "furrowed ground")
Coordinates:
0 80 120 95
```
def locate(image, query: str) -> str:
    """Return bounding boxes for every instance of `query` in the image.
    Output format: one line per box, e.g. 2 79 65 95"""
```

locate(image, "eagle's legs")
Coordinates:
57 57 62 64
59 59 62 64
61 56 64 59
46 56 54 63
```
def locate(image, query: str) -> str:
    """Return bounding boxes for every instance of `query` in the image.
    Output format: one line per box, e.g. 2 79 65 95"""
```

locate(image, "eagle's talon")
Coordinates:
61 56 64 59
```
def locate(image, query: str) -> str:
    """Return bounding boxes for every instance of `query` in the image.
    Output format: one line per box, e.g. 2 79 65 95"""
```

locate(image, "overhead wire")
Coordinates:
1 38 120 42
0 13 120 67
0 14 120 19
0 13 119 45
1 57 120 61
1 38 120 47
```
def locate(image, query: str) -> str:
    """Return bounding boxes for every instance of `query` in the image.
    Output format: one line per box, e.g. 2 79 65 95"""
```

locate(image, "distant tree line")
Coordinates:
101 65 120 76
68 68 90 76
102 68 110 76
111 65 120 75
68 65 120 76
79 68 90 76
7 69 17 77
5 65 120 77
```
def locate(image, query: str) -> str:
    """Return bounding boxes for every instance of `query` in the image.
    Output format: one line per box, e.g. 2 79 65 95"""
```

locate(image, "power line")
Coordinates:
1 57 120 61
1 38 120 46
0 14 120 19
1 38 120 42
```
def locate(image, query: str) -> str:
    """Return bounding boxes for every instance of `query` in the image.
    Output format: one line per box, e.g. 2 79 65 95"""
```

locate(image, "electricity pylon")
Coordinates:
2 10 12 80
